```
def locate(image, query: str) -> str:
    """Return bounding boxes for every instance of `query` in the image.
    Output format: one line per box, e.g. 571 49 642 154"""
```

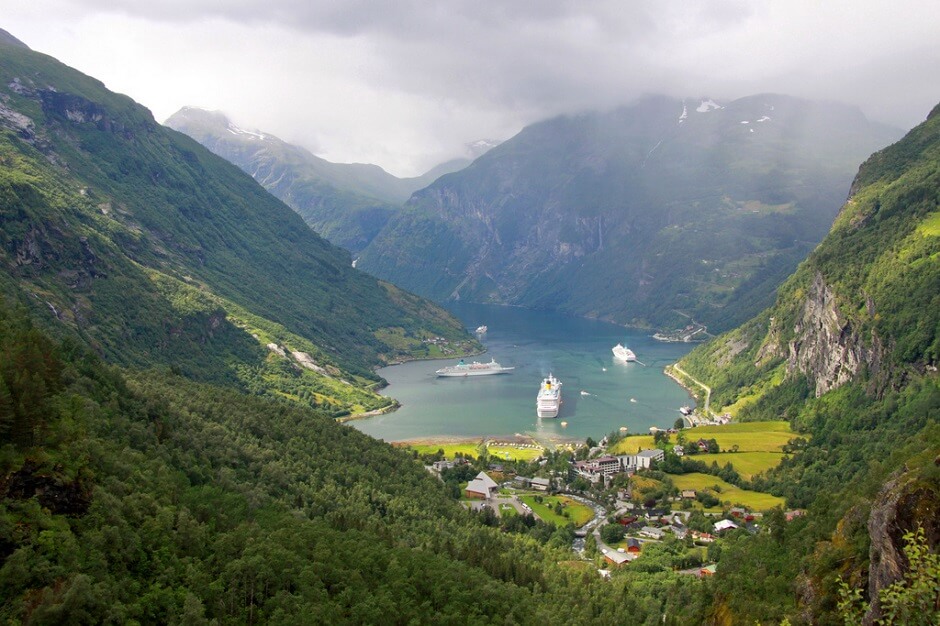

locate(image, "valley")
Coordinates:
0 26 937 626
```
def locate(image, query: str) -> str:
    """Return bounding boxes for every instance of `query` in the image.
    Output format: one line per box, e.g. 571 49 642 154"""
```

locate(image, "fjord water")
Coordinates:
352 302 696 444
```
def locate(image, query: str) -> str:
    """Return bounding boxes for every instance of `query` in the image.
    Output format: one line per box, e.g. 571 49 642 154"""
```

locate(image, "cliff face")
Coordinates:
862 468 940 624
680 101 939 410
786 272 886 396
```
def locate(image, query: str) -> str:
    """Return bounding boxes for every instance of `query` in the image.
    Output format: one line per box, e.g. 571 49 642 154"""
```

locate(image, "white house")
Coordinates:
714 519 739 533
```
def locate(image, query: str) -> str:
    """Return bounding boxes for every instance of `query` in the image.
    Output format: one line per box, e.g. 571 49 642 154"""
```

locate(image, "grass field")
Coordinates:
609 434 656 455
486 443 545 462
520 495 595 527
670 473 785 511
401 441 483 459
703 452 785 479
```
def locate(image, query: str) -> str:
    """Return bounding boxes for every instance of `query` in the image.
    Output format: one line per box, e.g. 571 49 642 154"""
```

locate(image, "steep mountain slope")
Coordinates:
0 38 476 415
166 107 476 252
359 95 901 332
679 103 940 623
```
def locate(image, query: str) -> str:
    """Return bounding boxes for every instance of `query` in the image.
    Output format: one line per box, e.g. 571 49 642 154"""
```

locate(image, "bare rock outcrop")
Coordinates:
787 272 884 396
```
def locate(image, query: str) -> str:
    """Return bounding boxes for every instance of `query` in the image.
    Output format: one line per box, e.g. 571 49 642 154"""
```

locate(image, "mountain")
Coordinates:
0 36 478 416
678 102 940 623
358 95 902 333
165 107 484 252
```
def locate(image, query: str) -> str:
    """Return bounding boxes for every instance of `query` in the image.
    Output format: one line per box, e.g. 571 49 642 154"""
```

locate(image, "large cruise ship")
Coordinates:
536 374 562 418
436 358 514 377
612 343 637 362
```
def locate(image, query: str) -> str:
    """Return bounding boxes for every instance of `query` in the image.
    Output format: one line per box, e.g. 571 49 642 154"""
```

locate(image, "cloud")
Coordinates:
3 1 938 175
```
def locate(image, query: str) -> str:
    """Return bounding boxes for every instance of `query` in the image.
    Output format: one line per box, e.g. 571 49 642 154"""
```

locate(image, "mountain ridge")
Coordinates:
166 107 487 252
358 93 902 333
0 37 477 416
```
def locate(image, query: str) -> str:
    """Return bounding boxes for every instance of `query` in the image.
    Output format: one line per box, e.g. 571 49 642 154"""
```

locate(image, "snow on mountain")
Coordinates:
696 99 723 113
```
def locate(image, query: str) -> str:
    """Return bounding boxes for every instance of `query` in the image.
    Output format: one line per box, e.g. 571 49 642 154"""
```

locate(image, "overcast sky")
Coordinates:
4 1 939 176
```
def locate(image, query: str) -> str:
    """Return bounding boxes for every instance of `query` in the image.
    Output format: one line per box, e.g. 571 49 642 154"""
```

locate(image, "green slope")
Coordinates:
359 94 901 333
0 39 477 414
678 103 940 624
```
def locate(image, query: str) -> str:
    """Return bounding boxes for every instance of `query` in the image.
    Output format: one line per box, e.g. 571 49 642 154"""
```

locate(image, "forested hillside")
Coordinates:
0 305 720 624
0 39 477 416
359 95 900 333
680 102 940 624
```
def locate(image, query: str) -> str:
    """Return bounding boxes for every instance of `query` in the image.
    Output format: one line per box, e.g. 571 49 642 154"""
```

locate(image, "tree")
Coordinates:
674 418 685 430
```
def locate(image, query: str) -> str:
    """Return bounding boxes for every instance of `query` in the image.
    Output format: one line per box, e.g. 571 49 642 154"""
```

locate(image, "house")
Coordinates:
513 476 532 488
531 477 551 491
602 549 631 567
667 525 688 540
625 538 642 553
673 444 685 457
639 526 665 540
714 519 739 533
730 507 747 518
700 564 718 577
465 472 499 499
681 490 697 499
785 509 806 522
696 439 710 452
432 460 455 471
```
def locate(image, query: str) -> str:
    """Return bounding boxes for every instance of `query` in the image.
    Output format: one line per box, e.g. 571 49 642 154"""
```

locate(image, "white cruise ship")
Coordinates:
612 343 637 362
536 374 562 418
436 358 514 377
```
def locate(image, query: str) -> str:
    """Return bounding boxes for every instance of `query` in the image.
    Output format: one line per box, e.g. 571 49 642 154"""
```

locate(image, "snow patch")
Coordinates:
696 99 722 113
226 122 266 140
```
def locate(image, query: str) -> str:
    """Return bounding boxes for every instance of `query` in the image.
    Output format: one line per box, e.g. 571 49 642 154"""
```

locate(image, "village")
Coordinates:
414 418 805 577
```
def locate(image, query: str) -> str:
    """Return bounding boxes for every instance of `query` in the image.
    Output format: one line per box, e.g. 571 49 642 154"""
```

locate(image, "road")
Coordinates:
670 363 714 417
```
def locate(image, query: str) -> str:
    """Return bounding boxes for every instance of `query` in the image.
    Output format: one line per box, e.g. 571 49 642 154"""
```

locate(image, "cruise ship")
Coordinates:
435 358 514 377
536 374 562 418
612 343 637 362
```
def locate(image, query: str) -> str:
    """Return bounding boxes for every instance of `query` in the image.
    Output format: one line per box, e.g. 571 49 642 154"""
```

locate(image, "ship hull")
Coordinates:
437 369 512 377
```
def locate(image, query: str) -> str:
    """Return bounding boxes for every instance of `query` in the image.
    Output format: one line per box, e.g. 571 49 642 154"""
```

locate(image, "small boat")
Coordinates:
475 325 488 334
580 390 590 396
630 398 637 403
602 367 607 372
560 421 568 427
679 406 692 415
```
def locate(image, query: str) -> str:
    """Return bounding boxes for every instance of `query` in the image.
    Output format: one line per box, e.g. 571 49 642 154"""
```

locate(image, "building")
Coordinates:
603 549 631 567
531 477 551 491
625 538 642 553
465 472 499 499
639 526 665 540
635 449 665 469
714 519 739 533
681 490 697 499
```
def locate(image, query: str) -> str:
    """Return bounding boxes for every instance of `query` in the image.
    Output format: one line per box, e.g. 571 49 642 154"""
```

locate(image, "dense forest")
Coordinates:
0 304 723 624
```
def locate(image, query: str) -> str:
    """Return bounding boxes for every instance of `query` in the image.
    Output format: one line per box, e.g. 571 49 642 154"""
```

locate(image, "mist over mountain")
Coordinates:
166 107 495 251
358 94 902 333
